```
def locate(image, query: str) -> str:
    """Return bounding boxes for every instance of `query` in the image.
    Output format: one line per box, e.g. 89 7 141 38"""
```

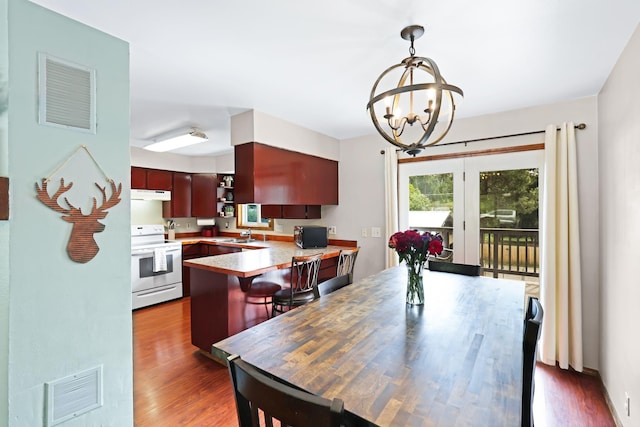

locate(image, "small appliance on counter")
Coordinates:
294 225 328 249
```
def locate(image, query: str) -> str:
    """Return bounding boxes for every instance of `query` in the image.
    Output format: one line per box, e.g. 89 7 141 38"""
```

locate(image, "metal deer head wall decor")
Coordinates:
36 177 122 263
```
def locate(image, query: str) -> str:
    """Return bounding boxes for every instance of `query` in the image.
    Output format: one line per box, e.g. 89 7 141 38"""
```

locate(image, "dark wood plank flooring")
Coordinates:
133 297 616 426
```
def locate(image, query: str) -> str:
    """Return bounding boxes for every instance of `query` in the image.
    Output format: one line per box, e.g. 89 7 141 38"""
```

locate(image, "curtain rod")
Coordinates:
431 123 586 148
380 123 587 154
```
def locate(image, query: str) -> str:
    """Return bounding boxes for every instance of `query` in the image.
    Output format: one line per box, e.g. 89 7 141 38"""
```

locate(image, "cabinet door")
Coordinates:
281 205 321 219
131 167 147 189
261 204 282 218
163 172 191 218
191 174 217 217
147 169 173 190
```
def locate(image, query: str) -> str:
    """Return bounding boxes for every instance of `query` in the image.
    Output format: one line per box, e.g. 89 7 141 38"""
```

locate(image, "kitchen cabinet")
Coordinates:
131 167 172 190
131 167 147 189
217 174 235 218
261 204 321 219
181 243 242 296
147 169 172 190
181 243 205 296
191 174 217 218
234 142 338 206
163 172 191 218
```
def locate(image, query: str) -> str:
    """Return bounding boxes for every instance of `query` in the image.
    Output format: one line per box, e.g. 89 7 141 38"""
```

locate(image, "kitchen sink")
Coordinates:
229 238 256 243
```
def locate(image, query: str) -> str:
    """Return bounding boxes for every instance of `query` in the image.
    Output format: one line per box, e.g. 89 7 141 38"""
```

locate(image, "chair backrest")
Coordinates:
522 297 544 427
337 247 359 282
318 274 351 297
433 247 453 262
428 259 482 276
227 354 345 427
290 253 323 293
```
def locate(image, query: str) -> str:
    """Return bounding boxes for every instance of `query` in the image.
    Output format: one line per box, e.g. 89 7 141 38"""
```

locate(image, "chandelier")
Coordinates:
367 25 463 156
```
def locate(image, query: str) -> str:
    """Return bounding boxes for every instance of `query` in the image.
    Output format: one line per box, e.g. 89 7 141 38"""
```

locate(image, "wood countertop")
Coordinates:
182 240 349 278
212 266 525 426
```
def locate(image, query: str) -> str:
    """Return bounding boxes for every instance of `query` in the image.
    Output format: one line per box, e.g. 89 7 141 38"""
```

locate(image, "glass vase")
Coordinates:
406 263 425 306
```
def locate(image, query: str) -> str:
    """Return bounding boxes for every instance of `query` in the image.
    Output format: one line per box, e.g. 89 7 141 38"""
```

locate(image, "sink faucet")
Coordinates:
240 228 252 240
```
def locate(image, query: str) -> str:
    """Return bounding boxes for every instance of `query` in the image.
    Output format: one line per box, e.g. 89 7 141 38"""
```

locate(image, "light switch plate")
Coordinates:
361 227 368 238
371 227 381 238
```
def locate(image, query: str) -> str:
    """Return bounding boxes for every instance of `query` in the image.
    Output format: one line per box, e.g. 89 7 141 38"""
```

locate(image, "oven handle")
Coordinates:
132 248 181 256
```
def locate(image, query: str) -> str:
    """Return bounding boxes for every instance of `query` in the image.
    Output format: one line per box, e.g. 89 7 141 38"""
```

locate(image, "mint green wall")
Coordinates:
0 0 9 423
5 0 132 425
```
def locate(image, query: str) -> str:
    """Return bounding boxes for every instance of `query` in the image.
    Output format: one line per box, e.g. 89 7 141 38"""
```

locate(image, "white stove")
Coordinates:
131 225 183 309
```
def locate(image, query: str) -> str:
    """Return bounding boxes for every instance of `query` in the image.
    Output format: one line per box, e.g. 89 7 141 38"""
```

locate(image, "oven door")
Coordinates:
131 245 182 292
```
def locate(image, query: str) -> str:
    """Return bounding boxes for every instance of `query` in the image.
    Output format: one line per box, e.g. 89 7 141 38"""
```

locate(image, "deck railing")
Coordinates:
412 226 540 280
480 228 539 279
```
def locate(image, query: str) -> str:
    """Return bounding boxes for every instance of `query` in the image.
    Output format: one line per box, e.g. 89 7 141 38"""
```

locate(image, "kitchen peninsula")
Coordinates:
183 239 355 352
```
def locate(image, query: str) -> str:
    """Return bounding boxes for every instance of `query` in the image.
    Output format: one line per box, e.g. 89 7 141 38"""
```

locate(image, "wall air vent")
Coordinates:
38 53 96 133
45 365 103 426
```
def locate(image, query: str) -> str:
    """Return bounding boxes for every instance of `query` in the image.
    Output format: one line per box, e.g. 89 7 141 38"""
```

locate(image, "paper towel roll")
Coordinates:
196 218 216 226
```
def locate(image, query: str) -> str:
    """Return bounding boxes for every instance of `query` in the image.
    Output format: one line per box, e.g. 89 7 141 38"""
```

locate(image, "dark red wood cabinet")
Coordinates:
261 204 321 219
147 169 173 190
234 142 338 206
131 167 173 190
163 172 191 218
131 167 147 189
191 174 217 218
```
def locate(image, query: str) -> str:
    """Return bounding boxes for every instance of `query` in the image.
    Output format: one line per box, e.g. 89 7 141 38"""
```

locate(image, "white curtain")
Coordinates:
384 148 399 268
539 122 583 371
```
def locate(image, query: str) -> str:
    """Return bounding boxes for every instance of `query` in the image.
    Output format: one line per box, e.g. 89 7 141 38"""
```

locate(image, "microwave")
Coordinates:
294 226 328 249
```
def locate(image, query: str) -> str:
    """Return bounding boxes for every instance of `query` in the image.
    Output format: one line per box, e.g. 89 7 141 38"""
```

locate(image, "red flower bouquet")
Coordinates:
389 230 443 305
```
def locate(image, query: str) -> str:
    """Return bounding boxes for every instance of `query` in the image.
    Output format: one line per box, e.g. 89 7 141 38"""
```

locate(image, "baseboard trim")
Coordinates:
599 374 624 427
579 366 623 427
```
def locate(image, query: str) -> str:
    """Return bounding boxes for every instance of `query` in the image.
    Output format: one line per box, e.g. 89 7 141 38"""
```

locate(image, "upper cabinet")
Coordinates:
131 167 172 190
191 174 217 218
234 142 338 205
163 172 191 218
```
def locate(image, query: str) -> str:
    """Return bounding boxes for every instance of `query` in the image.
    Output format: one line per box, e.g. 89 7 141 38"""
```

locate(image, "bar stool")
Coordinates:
337 247 359 283
272 254 323 317
244 280 282 317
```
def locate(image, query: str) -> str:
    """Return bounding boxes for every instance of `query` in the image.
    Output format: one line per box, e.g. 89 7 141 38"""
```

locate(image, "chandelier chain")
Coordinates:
409 36 416 56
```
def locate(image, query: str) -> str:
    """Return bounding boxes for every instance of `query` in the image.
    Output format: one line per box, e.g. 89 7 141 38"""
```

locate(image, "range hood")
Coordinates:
131 189 171 201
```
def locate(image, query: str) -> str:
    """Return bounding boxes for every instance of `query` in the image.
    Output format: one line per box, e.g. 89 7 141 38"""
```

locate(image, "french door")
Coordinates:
398 150 544 278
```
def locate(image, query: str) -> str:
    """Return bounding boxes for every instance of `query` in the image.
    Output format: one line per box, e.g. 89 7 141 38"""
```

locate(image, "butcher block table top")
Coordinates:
212 265 525 426
182 240 349 278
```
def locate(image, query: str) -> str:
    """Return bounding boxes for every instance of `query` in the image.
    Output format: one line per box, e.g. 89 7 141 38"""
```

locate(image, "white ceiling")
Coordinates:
29 0 640 156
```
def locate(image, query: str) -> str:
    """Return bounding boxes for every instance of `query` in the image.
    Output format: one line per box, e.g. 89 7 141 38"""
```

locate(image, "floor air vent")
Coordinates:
45 366 103 426
38 53 96 133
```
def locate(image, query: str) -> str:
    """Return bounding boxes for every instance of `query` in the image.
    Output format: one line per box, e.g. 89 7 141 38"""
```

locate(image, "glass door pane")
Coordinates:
408 173 454 257
399 158 464 263
479 168 540 281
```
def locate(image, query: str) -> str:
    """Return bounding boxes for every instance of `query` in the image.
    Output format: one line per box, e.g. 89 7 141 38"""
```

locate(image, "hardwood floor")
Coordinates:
133 297 616 426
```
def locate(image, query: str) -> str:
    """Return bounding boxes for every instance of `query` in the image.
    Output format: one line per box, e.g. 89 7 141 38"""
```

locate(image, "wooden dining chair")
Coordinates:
336 247 359 283
227 354 345 427
522 296 544 427
428 259 482 276
272 253 323 317
317 274 351 297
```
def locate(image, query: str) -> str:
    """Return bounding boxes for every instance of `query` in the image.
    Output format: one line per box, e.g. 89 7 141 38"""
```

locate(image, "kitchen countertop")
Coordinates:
181 238 350 278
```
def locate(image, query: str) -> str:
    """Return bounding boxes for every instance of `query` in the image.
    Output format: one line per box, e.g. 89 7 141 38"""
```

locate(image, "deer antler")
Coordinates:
35 178 78 214
91 180 122 216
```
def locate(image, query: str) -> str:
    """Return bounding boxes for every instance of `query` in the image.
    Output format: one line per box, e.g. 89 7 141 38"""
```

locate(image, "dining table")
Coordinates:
211 265 525 426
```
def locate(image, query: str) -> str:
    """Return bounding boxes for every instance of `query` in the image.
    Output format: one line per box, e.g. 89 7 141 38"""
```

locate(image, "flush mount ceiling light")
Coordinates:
144 127 208 152
367 25 463 156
